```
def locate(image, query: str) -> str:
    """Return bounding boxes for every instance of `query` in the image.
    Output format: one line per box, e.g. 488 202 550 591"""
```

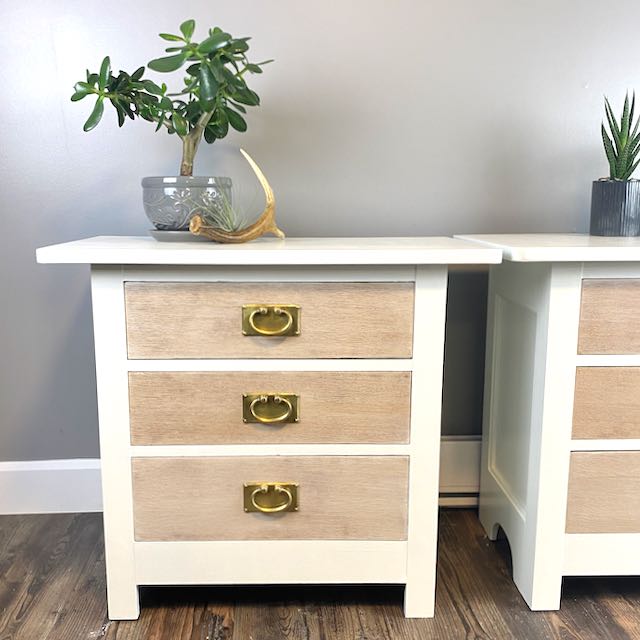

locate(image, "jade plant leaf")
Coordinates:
83 96 104 131
148 53 188 73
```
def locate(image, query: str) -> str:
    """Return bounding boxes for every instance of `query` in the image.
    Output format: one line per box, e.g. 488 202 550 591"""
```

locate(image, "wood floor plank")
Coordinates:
0 510 639 639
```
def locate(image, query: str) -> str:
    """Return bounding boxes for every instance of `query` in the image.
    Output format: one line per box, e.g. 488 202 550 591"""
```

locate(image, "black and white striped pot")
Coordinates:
590 179 640 236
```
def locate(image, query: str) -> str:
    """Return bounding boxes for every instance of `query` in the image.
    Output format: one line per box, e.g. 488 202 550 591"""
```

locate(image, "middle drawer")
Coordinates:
129 371 411 445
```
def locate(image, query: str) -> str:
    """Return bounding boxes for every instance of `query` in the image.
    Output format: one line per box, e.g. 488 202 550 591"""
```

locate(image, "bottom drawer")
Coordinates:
566 451 640 533
132 456 409 541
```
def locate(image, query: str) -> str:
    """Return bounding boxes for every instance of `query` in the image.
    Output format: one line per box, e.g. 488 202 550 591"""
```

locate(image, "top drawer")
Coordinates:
125 282 414 359
578 279 640 354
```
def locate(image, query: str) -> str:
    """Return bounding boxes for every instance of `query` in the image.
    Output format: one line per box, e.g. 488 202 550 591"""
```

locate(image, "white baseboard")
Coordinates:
0 459 103 514
0 438 481 514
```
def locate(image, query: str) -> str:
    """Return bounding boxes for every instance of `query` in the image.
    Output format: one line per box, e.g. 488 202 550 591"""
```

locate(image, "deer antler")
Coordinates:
189 149 285 243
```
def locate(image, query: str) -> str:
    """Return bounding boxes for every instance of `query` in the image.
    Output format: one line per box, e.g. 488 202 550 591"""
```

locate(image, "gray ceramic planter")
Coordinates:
142 176 233 231
590 179 640 236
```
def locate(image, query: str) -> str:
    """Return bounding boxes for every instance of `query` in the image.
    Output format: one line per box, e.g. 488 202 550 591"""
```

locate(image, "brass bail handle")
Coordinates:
248 306 294 336
249 394 293 424
251 484 294 513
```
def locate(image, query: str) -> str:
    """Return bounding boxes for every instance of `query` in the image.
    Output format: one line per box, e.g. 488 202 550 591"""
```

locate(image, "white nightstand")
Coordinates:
37 235 500 620
457 233 640 610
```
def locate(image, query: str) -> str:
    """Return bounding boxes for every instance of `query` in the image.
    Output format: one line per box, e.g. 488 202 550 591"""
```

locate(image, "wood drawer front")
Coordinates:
124 282 414 359
129 371 411 445
573 367 640 439
132 456 409 541
566 452 640 533
578 279 640 354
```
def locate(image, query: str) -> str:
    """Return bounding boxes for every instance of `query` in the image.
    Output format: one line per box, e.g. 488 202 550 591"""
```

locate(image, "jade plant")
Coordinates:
71 20 271 176
601 93 640 180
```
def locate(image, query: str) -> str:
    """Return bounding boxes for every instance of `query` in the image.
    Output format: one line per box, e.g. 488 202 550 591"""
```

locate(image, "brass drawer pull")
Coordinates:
242 304 300 337
242 393 299 424
244 482 299 513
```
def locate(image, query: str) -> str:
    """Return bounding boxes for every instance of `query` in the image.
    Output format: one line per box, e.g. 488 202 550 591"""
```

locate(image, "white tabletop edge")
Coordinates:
36 236 503 266
455 233 640 262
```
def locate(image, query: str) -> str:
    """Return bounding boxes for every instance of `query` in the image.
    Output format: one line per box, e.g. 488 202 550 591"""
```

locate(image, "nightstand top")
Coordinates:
455 233 640 262
36 236 502 266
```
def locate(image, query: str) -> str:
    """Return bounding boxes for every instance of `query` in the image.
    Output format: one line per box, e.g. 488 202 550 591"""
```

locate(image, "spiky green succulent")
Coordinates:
602 93 640 181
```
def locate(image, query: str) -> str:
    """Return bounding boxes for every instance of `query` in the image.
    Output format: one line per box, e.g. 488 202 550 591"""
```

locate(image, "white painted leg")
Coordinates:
403 266 448 618
511 541 563 611
91 266 140 621
106 572 140 620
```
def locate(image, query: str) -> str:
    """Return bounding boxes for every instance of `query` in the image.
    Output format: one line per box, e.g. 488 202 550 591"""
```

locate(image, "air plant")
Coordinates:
602 93 640 181
71 20 272 177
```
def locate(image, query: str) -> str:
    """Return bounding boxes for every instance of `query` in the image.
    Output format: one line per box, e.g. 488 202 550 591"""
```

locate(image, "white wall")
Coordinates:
2 0 639 459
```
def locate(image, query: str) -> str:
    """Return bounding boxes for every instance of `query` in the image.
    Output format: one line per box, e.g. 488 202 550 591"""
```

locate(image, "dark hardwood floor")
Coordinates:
0 509 639 639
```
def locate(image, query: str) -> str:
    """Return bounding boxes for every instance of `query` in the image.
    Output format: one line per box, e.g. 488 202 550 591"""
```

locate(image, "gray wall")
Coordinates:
2 0 638 460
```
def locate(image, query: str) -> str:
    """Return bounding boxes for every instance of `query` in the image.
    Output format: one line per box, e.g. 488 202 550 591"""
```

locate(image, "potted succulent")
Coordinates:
71 20 272 232
591 93 640 236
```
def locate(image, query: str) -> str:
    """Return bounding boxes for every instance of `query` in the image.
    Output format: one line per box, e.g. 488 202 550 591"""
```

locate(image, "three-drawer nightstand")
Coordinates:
457 233 640 611
36 235 500 619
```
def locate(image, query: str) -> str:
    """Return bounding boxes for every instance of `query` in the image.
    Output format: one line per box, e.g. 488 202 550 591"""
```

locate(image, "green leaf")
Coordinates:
165 46 184 52
180 19 195 40
197 31 231 54
605 98 622 153
229 38 249 53
83 96 104 132
186 63 201 76
73 81 93 96
155 113 166 131
142 80 164 95
131 66 145 81
232 88 260 106
71 91 88 101
229 100 246 113
627 132 640 161
221 67 245 89
199 64 219 108
111 98 126 127
172 112 188 136
602 124 618 178
224 106 247 131
623 157 640 180
159 96 173 110
98 56 111 90
621 93 631 144
209 58 224 82
204 126 216 143
246 63 262 74
159 33 183 41
147 53 188 73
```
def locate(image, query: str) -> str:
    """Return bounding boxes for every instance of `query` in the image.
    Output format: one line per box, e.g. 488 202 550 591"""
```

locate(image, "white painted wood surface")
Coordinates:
36 235 502 265
404 266 447 618
564 534 640 575
135 541 407 585
456 233 640 262
90 266 140 619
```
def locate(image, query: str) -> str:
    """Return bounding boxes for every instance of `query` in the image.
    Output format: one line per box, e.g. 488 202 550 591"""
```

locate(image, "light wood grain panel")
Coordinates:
129 371 411 445
573 367 640 439
132 456 408 541
578 279 640 354
124 282 414 359
566 451 640 533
